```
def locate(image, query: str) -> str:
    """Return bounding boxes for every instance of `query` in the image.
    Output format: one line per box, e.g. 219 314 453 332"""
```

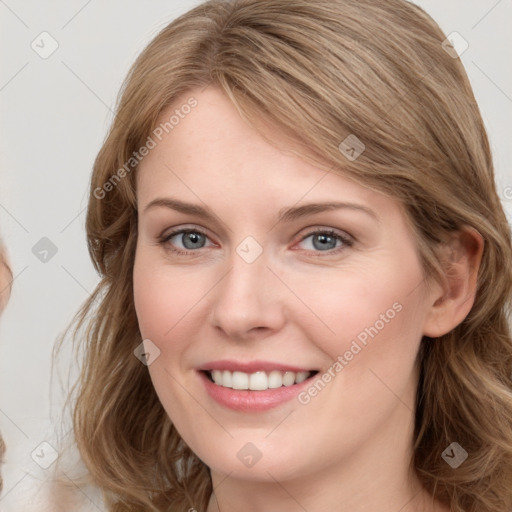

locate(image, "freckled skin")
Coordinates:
133 87 451 512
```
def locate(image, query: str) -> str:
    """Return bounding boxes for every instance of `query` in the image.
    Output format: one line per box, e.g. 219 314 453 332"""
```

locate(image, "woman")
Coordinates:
0 242 12 494
65 0 512 510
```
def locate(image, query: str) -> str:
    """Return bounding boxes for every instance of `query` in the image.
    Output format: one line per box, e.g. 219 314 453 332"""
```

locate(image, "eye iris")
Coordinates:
313 233 337 251
182 231 205 249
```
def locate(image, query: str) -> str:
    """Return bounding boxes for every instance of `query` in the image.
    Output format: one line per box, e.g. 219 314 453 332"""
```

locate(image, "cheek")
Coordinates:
292 263 424 343
287 256 427 400
133 253 208 344
133 252 206 429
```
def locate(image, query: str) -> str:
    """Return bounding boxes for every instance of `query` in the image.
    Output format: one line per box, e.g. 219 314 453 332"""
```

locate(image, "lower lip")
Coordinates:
198 371 315 412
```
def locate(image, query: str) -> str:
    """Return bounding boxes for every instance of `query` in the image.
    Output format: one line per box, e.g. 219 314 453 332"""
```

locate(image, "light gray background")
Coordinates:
0 0 511 508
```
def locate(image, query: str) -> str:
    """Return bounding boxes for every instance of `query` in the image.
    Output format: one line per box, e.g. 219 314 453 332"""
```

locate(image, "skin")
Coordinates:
133 86 482 512
0 247 11 312
0 245 11 491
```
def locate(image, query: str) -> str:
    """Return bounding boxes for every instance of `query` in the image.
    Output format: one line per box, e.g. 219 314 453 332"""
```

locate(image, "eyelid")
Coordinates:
160 224 211 241
296 226 354 242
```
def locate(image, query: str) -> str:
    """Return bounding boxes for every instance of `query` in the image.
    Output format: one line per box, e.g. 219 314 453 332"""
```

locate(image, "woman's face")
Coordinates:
133 86 438 483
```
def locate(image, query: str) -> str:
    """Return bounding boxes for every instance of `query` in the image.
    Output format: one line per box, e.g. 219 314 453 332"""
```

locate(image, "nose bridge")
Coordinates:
210 242 284 338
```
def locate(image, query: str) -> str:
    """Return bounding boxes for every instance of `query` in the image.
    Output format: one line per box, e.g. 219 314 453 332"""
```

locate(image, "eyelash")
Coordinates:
159 227 354 257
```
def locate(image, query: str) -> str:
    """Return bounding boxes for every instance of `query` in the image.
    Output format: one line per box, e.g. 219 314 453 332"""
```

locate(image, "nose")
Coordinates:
209 248 287 341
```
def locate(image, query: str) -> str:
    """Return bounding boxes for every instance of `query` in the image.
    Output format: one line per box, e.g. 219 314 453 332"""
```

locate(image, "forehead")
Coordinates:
136 86 396 219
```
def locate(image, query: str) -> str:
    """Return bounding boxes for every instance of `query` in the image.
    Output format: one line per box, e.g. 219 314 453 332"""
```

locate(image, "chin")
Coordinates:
195 437 312 483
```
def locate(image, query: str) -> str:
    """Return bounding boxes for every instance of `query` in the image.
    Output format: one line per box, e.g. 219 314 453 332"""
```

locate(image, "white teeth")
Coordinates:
249 371 268 390
232 371 249 390
222 370 232 388
282 371 295 386
212 370 223 385
268 370 283 389
208 369 313 390
295 371 309 384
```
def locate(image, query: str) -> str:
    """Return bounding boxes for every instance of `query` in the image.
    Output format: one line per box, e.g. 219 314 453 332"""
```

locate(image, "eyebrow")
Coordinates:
143 198 378 223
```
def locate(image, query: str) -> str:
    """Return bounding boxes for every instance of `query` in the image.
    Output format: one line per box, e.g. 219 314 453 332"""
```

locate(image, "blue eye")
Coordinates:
160 227 353 256
162 229 213 254
298 229 353 253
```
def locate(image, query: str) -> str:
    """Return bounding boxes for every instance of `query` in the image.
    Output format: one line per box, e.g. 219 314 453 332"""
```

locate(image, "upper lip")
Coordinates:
197 360 316 373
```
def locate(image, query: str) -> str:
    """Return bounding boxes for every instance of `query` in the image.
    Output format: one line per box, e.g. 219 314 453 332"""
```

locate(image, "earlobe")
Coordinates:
423 227 484 338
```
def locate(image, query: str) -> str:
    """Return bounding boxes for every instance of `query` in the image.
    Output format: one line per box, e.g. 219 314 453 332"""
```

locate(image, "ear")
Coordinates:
422 227 484 338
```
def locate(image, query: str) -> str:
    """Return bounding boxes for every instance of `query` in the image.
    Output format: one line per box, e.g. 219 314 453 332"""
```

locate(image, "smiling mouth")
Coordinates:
203 369 319 391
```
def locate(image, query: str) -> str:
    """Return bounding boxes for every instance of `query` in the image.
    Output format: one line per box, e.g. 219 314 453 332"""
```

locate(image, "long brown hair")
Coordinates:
63 1 512 510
